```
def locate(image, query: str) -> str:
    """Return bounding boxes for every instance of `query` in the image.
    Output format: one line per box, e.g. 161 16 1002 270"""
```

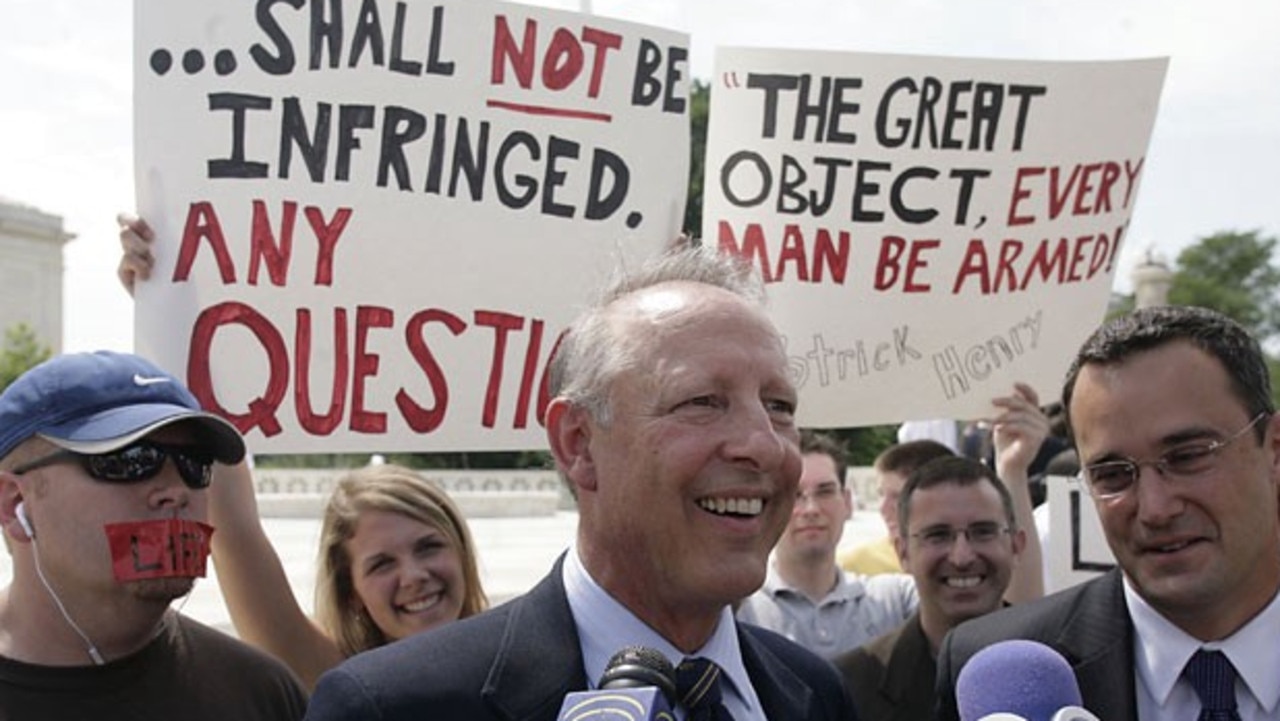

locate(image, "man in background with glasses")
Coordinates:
835 456 1027 721
937 306 1280 721
739 382 1049 661
736 430 918 659
0 351 307 719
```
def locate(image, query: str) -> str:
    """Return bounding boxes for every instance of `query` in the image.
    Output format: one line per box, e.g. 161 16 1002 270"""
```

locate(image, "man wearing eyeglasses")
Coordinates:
834 456 1026 721
937 306 1280 721
736 430 918 659
0 351 307 720
739 383 1049 661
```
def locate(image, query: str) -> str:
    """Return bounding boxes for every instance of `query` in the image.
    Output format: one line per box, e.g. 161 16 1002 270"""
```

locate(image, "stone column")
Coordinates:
0 200 74 352
1131 249 1173 309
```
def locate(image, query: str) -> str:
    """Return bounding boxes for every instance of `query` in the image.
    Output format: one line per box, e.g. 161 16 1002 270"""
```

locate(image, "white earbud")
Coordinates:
16 501 34 540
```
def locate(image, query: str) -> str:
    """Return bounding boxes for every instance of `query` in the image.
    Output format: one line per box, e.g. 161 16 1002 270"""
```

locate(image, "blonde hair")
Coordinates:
313 464 488 656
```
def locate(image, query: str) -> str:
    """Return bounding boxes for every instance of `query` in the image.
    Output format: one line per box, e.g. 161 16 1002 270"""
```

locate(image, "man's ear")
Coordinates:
1266 412 1280 477
0 471 30 544
1010 527 1028 558
546 398 599 493
893 534 909 568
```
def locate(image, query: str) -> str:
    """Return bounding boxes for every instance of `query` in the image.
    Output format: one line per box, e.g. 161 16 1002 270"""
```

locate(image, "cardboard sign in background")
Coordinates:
704 49 1167 426
135 3 1171 450
133 0 690 452
1044 475 1114 592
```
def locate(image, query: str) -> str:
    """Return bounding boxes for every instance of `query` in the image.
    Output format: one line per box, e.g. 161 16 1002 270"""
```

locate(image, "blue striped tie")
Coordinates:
676 657 736 721
1183 650 1242 721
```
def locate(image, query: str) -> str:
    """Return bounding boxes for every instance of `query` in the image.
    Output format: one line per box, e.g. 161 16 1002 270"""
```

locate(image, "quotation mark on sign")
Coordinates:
150 47 238 77
722 71 740 89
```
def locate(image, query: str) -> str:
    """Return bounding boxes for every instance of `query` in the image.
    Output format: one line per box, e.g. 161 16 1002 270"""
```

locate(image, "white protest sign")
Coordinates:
133 0 689 452
703 50 1167 426
1044 475 1114 593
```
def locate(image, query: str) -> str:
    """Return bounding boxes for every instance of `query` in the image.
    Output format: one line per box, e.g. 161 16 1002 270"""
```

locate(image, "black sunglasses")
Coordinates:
13 440 215 489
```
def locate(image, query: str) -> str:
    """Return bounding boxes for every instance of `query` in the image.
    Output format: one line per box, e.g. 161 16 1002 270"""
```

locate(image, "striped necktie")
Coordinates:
676 657 736 721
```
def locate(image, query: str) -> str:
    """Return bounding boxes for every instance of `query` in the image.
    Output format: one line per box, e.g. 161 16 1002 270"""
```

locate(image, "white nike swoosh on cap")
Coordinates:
132 374 172 386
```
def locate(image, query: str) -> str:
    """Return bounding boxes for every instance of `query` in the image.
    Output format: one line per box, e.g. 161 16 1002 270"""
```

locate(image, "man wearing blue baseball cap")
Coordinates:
0 351 307 720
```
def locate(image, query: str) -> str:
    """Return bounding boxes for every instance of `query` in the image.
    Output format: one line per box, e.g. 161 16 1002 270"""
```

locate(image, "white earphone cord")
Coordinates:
29 540 105 665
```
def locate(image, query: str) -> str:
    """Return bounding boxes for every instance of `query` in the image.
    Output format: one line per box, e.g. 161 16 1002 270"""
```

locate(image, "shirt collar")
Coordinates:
563 544 759 713
761 562 865 604
1124 574 1280 712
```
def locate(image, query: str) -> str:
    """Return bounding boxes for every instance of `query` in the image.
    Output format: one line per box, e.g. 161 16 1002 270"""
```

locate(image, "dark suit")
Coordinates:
834 612 935 721
303 557 857 721
935 569 1137 721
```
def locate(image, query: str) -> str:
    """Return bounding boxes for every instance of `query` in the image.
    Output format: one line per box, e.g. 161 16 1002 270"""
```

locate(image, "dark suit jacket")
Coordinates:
833 611 936 721
935 569 1136 721
303 557 858 721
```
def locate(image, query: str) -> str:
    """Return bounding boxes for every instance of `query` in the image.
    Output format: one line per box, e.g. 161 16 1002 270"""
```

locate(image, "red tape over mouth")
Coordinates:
104 519 216 582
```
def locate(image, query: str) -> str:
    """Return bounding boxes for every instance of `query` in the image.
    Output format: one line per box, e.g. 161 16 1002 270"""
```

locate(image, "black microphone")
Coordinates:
557 646 677 721
956 640 1101 721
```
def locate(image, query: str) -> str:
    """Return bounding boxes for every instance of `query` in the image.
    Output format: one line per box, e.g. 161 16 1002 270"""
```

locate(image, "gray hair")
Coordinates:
548 246 765 425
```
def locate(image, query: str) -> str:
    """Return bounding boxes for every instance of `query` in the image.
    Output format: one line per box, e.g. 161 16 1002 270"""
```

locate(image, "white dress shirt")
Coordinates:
1126 576 1280 721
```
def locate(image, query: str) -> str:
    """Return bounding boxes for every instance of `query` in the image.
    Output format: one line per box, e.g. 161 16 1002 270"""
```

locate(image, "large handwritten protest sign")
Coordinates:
704 49 1167 426
133 0 689 452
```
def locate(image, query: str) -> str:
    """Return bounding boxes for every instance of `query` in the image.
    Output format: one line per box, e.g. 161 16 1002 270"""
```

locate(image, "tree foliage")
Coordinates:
1167 229 1280 341
823 425 899 466
1142 229 1280 407
684 79 710 237
0 323 52 392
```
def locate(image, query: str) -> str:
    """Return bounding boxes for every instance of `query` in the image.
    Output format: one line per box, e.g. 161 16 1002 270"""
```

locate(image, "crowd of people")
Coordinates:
0 223 1274 721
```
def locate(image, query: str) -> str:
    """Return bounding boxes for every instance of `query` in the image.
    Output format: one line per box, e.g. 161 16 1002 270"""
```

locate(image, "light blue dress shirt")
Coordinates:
563 545 766 721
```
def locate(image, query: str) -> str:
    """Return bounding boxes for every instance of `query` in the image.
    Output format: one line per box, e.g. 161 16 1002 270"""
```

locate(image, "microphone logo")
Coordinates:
559 691 675 721
557 646 678 721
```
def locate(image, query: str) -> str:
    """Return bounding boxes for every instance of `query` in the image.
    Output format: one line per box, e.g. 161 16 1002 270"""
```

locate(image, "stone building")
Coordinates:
0 198 74 352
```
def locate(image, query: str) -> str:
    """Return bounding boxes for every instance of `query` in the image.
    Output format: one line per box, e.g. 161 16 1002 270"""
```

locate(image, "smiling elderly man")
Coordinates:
303 247 858 721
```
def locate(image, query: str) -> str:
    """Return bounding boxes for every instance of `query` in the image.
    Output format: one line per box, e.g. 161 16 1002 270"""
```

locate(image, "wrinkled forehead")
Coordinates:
597 281 792 406
611 281 778 338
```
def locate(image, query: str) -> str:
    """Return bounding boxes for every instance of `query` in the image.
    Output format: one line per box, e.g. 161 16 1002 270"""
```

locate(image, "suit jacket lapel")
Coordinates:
477 559 837 721
880 614 926 698
880 614 936 716
739 626 815 720
481 556 589 721
1053 570 1138 721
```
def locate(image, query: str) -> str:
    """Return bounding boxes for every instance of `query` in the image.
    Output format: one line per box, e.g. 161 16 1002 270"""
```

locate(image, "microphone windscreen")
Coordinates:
557 646 678 721
599 646 677 704
956 639 1083 721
